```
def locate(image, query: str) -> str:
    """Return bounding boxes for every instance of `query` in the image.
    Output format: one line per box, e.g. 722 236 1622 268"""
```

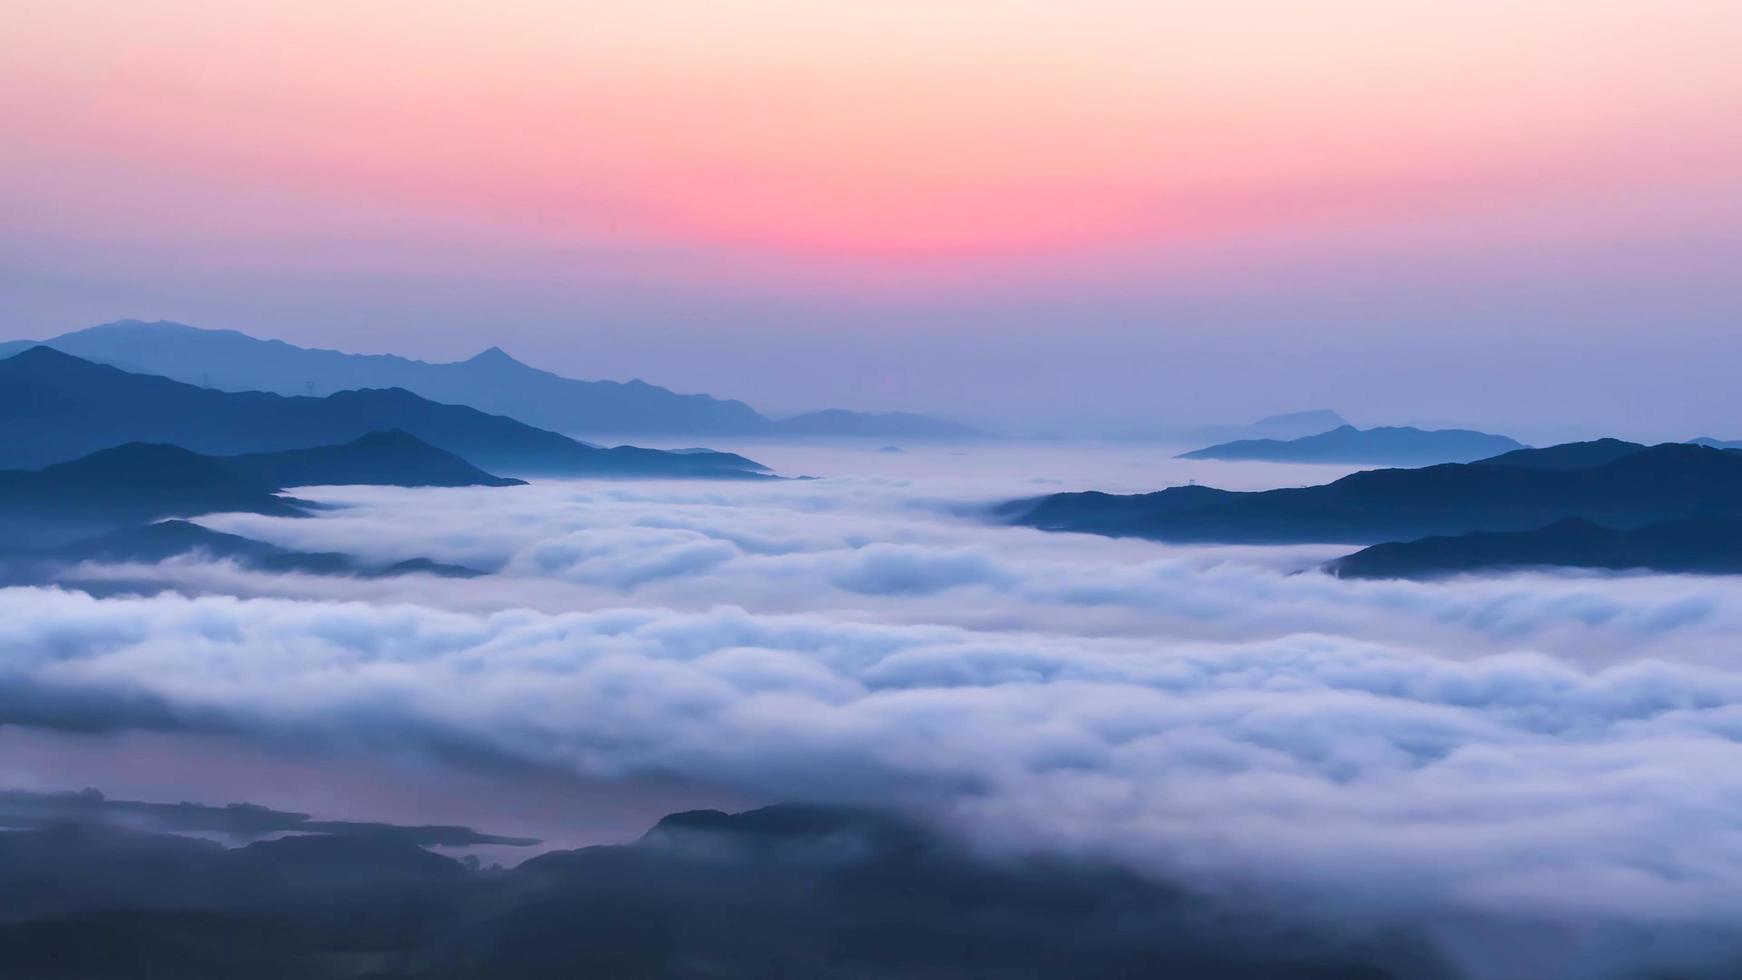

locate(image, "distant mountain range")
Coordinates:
1177 424 1525 466
1327 517 1742 579
0 432 512 575
0 431 521 549
1112 409 1351 445
1471 438 1645 470
0 347 770 478
0 788 534 848
225 429 523 489
0 320 982 439
0 442 304 548
14 519 484 583
0 800 1419 978
1004 440 1742 546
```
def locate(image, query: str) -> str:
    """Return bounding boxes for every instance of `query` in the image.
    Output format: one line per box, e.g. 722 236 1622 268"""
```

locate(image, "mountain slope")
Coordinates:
1471 438 1645 470
1178 425 1524 466
0 432 524 549
1691 437 1742 451
5 320 763 436
29 520 483 579
0 444 304 548
1328 517 1742 579
0 802 1423 979
225 429 524 488
1112 408 1349 444
5 320 981 439
1008 441 1742 545
0 347 769 478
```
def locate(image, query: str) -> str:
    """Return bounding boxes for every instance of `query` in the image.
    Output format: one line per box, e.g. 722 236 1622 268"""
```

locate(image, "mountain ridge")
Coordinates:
1328 517 1742 579
0 799 1424 977
0 430 528 550
0 346 770 478
14 519 485 582
225 429 525 488
1177 424 1525 466
0 320 982 439
0 442 303 548
1007 440 1742 545
1110 408 1350 445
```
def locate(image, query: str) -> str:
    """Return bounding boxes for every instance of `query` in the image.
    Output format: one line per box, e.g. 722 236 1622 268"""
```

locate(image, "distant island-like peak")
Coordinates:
1178 424 1525 466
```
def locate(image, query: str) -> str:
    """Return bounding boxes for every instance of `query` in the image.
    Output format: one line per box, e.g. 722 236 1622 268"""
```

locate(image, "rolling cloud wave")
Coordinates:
11 472 1742 975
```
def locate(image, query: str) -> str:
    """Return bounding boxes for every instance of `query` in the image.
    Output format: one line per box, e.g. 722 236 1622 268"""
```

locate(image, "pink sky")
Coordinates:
2 0 1739 431
9 0 1738 259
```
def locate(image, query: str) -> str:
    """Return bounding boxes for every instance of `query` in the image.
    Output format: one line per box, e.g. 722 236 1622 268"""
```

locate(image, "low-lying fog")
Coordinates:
7 441 1742 977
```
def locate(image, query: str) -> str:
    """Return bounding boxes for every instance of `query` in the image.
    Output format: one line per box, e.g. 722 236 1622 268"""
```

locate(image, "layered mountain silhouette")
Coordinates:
0 443 304 548
0 788 535 848
1113 408 1350 444
0 320 982 439
1178 424 1525 466
1691 437 1742 451
1006 440 1742 545
1470 437 1645 470
1328 517 1742 579
0 798 1432 979
225 429 523 488
0 347 770 478
0 433 515 556
9 520 484 583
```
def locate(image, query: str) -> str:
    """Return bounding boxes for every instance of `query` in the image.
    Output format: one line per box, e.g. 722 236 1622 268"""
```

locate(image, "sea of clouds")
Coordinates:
6 443 1742 977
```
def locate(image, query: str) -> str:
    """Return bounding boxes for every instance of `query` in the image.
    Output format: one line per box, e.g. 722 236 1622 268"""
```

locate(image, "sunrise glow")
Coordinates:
7 0 1738 265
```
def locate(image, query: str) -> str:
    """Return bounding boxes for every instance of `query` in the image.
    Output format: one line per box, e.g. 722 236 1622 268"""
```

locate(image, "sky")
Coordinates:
2 0 1739 436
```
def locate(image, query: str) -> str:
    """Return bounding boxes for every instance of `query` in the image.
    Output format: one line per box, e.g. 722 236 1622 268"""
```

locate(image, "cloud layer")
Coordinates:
10 455 1742 976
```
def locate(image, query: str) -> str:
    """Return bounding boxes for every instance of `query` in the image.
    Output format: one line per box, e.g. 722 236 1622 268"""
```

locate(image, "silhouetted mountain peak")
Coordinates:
0 348 768 477
1474 438 1646 469
321 385 424 404
0 793 1434 978
1624 441 1735 463
646 808 735 836
4 345 100 371
1014 436 1742 546
0 439 307 549
9 319 980 439
1328 515 1742 579
463 345 525 367
1265 410 1349 428
38 442 270 492
46 519 287 565
1115 408 1351 445
1688 436 1742 450
225 429 526 488
22 518 490 582
1178 423 1524 465
83 319 203 336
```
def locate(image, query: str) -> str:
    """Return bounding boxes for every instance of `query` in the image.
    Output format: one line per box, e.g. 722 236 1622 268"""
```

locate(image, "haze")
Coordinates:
3 0 1739 437
8 8 1742 971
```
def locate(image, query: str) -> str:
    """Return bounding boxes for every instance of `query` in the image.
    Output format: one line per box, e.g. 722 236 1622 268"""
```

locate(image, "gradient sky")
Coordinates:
3 0 1739 437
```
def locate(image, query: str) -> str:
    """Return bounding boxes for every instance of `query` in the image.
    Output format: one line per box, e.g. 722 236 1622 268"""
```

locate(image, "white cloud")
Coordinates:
7 585 1742 973
15 452 1742 977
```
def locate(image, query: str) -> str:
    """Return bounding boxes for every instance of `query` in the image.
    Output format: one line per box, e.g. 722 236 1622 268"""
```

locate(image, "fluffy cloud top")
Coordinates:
11 452 1742 977
7 583 1742 973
